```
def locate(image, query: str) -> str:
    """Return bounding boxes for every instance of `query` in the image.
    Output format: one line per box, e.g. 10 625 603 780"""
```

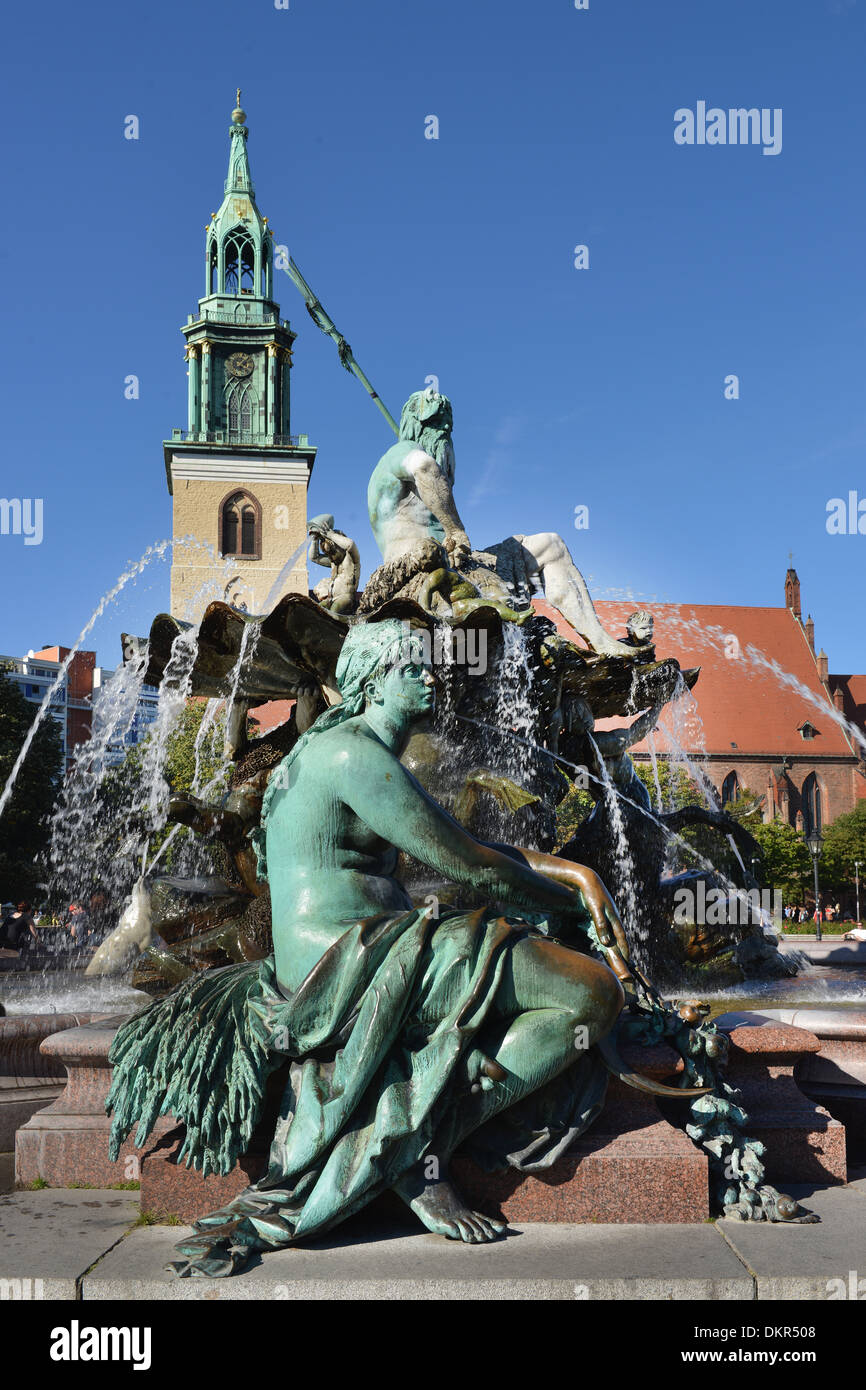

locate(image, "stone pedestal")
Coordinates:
141 1042 710 1225
454 1043 709 1224
17 1011 850 1220
736 1008 866 1168
139 1127 267 1221
716 1015 847 1185
14 1016 151 1187
0 1015 90 1152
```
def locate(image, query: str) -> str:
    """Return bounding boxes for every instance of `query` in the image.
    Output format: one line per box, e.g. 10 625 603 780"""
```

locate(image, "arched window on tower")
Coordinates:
208 240 218 294
240 241 255 294
227 383 256 440
802 773 823 837
223 230 253 296
721 771 740 806
220 491 261 560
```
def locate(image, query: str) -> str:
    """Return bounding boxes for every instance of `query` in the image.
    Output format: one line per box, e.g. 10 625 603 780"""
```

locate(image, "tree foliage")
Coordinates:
111 698 232 872
749 817 814 903
821 799 866 897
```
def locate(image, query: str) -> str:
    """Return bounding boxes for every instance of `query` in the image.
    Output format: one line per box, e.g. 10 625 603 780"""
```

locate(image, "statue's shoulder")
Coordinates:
371 439 416 481
295 716 379 772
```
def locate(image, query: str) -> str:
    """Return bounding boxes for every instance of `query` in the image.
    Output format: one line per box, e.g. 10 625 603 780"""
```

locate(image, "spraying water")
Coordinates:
0 540 174 819
586 731 642 950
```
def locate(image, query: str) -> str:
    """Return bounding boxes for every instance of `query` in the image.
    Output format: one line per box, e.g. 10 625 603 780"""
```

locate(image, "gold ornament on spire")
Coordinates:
232 87 247 125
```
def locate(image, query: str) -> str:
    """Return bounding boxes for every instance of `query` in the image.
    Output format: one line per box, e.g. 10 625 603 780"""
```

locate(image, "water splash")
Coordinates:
645 729 664 813
495 622 538 790
587 731 642 952
262 538 309 615
45 648 152 919
0 540 174 819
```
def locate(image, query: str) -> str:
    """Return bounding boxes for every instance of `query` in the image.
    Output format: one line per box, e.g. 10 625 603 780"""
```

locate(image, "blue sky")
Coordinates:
1 0 864 672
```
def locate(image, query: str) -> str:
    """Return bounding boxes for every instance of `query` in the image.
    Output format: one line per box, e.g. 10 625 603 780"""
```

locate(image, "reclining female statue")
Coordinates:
107 619 629 1276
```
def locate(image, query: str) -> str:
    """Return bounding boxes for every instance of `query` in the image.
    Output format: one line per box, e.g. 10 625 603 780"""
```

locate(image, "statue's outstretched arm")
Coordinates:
595 702 664 757
490 843 631 966
339 739 579 920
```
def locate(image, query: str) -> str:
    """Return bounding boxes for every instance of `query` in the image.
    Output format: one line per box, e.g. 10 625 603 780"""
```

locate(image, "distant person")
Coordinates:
87 891 111 943
0 901 17 951
6 902 37 950
65 902 91 943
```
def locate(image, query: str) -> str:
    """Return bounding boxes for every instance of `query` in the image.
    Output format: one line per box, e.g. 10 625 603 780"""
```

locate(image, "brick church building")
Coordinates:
540 567 866 831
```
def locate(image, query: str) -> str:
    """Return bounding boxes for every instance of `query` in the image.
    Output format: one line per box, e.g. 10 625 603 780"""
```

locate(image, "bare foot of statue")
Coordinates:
394 1168 508 1244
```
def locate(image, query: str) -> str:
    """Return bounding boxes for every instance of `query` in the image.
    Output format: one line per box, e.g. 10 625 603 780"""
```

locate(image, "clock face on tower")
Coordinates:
226 352 254 379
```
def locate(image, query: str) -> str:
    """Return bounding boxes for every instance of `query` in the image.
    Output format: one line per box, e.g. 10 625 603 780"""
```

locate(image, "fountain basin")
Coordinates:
14 1015 158 1188
712 1016 846 1185
717 1007 866 1166
0 1014 92 1151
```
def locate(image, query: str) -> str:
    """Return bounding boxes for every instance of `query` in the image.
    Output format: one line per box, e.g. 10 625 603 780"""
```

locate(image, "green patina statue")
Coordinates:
107 619 639 1274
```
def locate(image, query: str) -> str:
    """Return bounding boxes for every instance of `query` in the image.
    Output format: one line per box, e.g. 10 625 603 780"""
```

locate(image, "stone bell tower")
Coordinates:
164 93 316 619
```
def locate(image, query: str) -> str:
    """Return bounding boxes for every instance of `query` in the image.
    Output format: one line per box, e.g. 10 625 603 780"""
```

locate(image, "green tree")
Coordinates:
0 666 64 902
554 776 593 848
821 800 866 899
633 758 703 812
750 817 813 903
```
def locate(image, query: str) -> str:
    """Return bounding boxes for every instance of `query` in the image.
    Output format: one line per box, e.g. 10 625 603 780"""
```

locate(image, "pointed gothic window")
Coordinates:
224 240 239 294
802 773 822 837
721 771 740 806
226 383 256 441
209 240 218 294
241 241 255 294
241 505 256 554
223 229 254 298
220 491 261 559
222 501 238 555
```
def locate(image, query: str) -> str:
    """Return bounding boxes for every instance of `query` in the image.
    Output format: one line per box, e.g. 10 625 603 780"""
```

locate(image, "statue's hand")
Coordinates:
444 530 472 569
579 871 631 964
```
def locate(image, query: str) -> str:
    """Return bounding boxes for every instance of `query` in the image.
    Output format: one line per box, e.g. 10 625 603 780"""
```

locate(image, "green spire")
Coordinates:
204 92 273 301
225 88 254 198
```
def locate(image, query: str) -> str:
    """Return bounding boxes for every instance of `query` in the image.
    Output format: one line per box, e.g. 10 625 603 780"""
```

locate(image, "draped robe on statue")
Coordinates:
107 906 607 1276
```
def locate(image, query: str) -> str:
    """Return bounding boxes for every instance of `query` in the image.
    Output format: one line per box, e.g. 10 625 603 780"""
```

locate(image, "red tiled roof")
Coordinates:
250 699 295 734
533 598 858 759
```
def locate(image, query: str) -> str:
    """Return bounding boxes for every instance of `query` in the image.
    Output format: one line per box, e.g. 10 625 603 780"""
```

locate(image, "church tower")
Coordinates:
164 93 315 619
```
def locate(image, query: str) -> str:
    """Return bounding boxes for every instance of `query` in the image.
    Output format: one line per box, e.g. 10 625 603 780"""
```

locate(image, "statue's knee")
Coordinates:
523 530 568 566
582 958 625 1035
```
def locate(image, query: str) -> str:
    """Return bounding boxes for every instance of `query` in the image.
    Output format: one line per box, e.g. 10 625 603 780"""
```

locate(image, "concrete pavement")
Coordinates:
0 1180 864 1301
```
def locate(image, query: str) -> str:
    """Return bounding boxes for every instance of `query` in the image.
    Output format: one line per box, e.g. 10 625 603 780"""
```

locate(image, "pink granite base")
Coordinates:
14 1016 152 1187
452 1071 709 1224
141 1043 711 1225
0 1014 91 1152
717 1019 847 1185
139 1128 267 1221
16 1012 851 1221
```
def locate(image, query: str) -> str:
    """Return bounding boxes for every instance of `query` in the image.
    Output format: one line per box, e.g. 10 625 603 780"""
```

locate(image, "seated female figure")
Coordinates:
108 619 628 1273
